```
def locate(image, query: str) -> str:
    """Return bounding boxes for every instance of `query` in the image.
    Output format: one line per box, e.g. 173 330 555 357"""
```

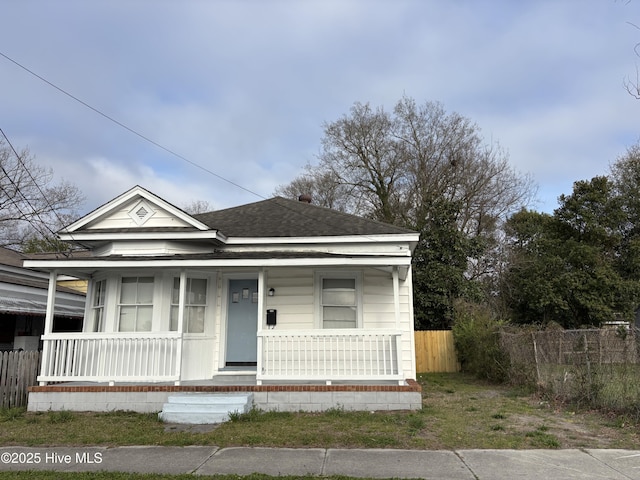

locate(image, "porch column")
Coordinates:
256 268 266 385
392 266 401 330
173 269 187 386
392 266 404 385
39 270 57 386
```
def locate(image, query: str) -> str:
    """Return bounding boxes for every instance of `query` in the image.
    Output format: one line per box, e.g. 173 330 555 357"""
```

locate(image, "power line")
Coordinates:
0 50 265 201
0 51 389 242
0 130 66 251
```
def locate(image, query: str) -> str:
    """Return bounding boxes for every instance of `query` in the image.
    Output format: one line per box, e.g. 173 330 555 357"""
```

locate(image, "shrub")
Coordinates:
452 302 509 382
0 407 25 422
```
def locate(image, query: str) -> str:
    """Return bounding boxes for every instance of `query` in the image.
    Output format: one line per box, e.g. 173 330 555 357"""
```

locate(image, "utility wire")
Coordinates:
0 128 63 234
0 132 63 251
0 50 265 201
0 51 391 242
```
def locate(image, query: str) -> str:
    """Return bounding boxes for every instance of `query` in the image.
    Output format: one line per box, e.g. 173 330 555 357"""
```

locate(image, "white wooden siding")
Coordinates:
261 267 415 379
86 200 193 230
264 268 314 329
181 337 214 380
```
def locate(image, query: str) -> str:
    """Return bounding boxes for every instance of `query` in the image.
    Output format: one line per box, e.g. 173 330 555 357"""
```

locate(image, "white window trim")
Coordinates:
170 274 210 334
90 278 106 332
84 276 107 332
314 270 363 329
117 275 156 332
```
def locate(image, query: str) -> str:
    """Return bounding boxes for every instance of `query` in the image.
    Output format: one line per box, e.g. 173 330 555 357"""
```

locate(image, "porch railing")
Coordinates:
38 332 181 385
257 329 404 384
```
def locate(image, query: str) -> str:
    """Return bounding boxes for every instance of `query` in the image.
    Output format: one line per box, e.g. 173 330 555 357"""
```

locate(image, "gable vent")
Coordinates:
128 200 156 226
135 206 149 220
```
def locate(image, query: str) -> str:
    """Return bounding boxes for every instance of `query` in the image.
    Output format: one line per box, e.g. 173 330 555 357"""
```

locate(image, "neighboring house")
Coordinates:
25 185 422 413
0 247 85 351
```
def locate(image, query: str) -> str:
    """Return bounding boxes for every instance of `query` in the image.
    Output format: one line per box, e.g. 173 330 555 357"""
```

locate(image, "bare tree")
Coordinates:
394 97 536 234
275 96 536 327
318 102 406 224
274 163 352 211
624 21 640 98
277 96 535 235
182 199 215 215
0 139 84 250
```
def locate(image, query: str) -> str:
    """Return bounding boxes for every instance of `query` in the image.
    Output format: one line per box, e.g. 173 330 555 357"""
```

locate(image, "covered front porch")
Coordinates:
37 328 406 386
33 257 416 388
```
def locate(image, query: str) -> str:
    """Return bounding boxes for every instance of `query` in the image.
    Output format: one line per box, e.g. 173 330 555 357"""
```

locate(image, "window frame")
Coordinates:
315 271 363 329
117 275 155 332
89 278 106 332
170 275 209 334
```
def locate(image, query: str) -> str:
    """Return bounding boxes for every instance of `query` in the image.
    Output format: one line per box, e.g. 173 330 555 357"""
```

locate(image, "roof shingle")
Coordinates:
193 197 415 237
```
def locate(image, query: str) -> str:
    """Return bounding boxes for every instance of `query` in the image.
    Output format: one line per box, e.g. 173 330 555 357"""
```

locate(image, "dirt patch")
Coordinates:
419 373 640 450
508 412 611 448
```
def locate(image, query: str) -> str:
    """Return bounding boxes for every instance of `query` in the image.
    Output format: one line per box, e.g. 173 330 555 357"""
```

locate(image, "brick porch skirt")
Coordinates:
28 380 422 413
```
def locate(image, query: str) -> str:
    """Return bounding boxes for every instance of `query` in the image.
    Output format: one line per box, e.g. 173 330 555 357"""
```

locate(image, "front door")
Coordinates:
225 279 258 366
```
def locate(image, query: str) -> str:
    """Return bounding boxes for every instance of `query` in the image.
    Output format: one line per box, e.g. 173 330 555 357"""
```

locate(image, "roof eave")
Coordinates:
24 255 413 270
224 233 420 245
58 230 228 243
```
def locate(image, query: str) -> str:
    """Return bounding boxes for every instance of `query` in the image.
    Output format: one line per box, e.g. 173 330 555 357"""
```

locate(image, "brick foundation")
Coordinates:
27 380 422 413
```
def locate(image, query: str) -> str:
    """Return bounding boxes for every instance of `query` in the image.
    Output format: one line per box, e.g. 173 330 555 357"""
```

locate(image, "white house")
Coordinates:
25 186 422 413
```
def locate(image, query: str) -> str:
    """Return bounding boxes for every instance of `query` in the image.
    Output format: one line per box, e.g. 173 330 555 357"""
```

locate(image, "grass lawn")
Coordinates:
1 373 638 450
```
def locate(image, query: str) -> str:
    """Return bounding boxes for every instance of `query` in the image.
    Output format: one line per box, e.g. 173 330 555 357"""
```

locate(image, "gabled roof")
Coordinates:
194 197 415 237
61 185 210 233
58 185 416 240
25 191 418 278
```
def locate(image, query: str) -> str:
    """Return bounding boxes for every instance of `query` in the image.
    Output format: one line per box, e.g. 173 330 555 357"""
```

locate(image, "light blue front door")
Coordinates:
226 279 258 366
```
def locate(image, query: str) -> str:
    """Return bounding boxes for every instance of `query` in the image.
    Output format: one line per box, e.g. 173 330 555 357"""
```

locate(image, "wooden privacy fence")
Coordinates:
0 350 41 408
414 330 460 373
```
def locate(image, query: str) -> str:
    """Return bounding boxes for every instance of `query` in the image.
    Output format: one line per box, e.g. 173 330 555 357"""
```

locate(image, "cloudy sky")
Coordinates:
1 1 639 217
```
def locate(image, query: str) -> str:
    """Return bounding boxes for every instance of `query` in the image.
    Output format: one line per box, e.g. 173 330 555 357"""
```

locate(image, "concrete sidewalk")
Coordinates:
1 446 639 479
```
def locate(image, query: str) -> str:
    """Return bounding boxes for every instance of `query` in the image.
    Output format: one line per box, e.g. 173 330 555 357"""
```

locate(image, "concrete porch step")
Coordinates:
158 393 253 425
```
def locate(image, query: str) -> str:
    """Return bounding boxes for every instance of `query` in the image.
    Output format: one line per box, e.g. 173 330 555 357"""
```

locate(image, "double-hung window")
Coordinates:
90 279 106 332
170 277 207 333
319 273 361 329
118 276 154 332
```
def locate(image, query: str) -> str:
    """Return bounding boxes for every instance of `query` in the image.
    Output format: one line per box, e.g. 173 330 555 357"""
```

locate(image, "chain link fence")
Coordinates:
500 326 640 416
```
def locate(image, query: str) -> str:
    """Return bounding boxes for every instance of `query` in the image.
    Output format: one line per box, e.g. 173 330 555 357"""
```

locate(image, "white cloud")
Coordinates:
1 0 640 218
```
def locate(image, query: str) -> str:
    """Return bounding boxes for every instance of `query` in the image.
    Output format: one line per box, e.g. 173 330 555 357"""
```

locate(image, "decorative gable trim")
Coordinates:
62 185 210 233
127 199 156 226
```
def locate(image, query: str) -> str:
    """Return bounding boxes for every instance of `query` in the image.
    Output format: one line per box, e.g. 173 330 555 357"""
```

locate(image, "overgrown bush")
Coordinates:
452 302 509 382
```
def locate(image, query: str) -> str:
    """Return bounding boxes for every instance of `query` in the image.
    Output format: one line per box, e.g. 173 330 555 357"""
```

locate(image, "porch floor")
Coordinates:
37 374 412 387
28 376 422 413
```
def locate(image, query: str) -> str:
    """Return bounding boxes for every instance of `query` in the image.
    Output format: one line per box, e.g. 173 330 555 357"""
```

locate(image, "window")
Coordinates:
90 279 106 332
170 277 207 333
319 274 360 329
118 276 154 332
